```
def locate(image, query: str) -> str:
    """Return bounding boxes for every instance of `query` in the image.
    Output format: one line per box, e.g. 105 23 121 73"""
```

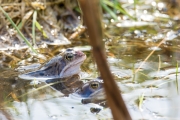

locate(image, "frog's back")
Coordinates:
19 56 66 81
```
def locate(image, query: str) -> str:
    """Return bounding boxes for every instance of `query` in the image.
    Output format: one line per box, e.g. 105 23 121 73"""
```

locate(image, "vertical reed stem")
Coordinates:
78 0 132 120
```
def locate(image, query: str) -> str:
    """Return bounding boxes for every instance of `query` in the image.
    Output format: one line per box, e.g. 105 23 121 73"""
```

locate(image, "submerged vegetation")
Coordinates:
0 0 180 119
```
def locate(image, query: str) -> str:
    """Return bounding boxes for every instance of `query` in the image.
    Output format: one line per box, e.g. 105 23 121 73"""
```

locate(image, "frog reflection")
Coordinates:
45 74 84 95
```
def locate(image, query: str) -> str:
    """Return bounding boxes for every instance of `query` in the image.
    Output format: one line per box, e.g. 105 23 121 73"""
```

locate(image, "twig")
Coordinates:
135 38 165 73
0 51 21 61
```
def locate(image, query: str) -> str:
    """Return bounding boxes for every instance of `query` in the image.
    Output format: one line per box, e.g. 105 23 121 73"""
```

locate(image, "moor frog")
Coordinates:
18 48 86 81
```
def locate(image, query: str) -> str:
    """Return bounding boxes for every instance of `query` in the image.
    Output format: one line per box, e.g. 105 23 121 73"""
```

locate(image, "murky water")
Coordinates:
1 0 180 120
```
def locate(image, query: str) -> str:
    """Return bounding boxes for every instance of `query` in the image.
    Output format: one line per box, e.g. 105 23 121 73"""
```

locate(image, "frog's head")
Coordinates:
18 48 86 80
60 48 86 78
79 77 106 105
75 77 104 98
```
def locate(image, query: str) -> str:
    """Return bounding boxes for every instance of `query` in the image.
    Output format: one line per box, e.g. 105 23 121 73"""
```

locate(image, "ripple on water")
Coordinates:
148 67 180 79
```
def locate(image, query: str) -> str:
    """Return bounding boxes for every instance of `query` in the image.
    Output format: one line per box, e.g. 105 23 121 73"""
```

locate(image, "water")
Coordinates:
1 0 180 120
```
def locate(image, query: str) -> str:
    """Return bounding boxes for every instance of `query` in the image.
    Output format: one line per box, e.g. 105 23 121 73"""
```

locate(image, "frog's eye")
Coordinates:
65 53 74 61
90 82 99 90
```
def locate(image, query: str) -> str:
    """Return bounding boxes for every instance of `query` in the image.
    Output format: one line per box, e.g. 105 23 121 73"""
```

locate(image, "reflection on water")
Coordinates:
1 0 180 120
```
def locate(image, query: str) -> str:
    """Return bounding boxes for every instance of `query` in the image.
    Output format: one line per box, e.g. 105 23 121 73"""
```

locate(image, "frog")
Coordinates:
46 76 106 103
18 48 86 81
75 77 104 98
80 79 108 108
78 77 106 107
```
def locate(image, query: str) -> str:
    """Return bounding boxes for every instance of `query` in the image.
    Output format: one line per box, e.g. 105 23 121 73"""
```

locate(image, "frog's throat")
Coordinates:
60 54 86 78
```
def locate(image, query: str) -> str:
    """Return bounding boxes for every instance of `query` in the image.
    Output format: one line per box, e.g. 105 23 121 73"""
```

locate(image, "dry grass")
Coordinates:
0 0 80 47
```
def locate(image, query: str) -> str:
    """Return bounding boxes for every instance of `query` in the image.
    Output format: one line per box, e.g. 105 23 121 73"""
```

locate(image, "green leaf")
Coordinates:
102 0 136 20
176 61 179 94
138 93 144 110
35 21 48 38
101 1 118 20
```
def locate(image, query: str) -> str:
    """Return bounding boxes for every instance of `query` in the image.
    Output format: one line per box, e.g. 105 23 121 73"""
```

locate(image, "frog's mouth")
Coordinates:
60 54 86 78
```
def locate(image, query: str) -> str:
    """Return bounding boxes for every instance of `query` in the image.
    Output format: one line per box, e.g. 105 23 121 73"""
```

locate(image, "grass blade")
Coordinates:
176 61 179 94
32 10 37 46
0 6 37 53
103 0 135 20
101 1 118 20
35 21 48 38
138 93 144 110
